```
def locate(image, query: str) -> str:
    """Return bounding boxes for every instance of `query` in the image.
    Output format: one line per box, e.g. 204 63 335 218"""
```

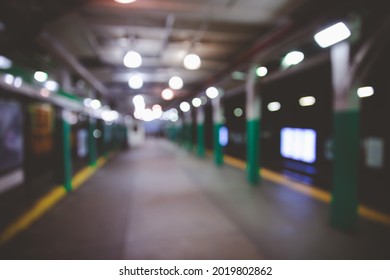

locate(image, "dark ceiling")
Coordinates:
0 0 388 115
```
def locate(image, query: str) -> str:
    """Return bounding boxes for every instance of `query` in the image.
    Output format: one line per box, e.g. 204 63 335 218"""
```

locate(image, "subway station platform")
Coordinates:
0 139 389 260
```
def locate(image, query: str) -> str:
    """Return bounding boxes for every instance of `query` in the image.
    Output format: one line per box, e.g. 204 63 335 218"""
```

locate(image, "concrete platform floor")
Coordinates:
0 139 389 259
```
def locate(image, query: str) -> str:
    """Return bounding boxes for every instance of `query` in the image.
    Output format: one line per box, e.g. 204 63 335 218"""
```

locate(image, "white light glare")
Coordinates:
357 86 374 98
152 104 163 119
299 96 316 107
206 87 219 99
314 22 351 48
192 97 202 107
34 71 48 82
267 102 281 112
44 80 59 91
180 101 190 112
256 66 268 77
13 77 22 88
183 53 201 70
142 108 155 122
128 74 143 89
4 74 14 85
132 95 145 112
123 51 142 68
169 76 183 90
90 99 102 110
282 51 304 68
0 55 13 69
162 88 174 100
102 110 119 122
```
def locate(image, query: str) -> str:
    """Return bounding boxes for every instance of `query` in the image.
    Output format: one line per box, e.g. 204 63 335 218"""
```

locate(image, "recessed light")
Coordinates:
115 0 137 4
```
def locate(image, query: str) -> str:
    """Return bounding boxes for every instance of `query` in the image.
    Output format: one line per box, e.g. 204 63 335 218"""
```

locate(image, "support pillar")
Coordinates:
88 117 97 167
246 66 261 185
102 121 112 158
329 42 359 231
196 107 205 157
183 111 193 152
212 97 224 166
61 110 73 192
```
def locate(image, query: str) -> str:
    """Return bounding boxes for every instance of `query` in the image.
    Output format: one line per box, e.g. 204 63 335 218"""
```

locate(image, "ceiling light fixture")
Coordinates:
34 71 48 83
161 88 174 100
314 22 351 48
180 102 190 112
128 74 143 89
299 96 316 107
267 101 281 112
357 86 374 98
169 76 183 90
0 55 12 69
256 66 268 77
281 51 304 68
44 80 59 91
192 97 201 107
123 51 142 68
183 53 201 70
206 87 219 99
114 0 137 4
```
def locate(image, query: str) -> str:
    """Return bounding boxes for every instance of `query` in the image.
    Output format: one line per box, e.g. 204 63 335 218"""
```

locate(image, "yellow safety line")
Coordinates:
72 166 95 190
0 156 108 245
0 186 66 245
223 155 247 170
223 155 390 226
260 168 331 203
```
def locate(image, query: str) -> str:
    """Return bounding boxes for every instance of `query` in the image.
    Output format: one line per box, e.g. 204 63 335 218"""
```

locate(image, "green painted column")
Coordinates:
88 117 97 167
329 41 359 231
62 110 73 192
247 119 260 184
196 107 205 157
177 118 184 145
184 111 193 152
212 97 224 166
103 122 110 158
246 65 261 185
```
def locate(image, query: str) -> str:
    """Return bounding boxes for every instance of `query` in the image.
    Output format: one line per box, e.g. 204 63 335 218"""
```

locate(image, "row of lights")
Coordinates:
84 98 120 123
0 58 60 94
1 56 118 123
130 86 220 122
267 96 316 112
0 56 60 92
178 86 220 113
267 86 375 112
231 22 352 81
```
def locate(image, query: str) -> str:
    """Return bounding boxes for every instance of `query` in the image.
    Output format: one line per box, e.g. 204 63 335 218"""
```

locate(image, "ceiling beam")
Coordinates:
37 31 109 97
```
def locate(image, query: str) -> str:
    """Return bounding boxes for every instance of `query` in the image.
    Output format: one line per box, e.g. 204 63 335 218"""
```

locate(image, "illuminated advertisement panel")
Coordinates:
29 104 54 156
280 127 316 163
